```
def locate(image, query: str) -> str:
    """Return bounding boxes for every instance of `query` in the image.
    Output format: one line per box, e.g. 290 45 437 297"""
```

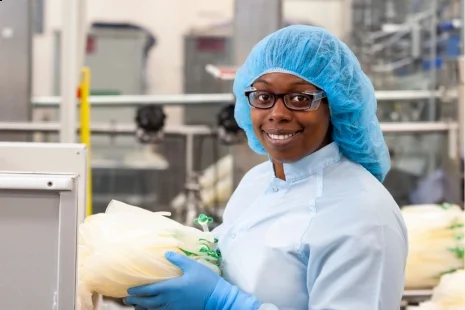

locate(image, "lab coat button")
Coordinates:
231 233 237 239
273 187 279 192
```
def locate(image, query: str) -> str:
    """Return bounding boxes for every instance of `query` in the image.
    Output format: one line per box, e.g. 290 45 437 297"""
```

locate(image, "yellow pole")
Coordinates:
79 67 93 217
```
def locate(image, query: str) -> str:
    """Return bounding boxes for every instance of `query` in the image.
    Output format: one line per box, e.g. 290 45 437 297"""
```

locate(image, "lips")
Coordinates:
267 132 297 140
262 129 302 147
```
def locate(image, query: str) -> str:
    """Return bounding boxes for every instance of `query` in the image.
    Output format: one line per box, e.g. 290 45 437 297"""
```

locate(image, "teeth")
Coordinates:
268 133 295 140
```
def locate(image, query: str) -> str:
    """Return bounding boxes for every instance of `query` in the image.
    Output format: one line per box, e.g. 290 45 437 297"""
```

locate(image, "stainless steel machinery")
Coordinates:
0 0 32 141
0 142 88 309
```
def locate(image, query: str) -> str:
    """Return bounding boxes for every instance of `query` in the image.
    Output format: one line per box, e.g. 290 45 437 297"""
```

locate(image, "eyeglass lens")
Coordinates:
248 91 317 110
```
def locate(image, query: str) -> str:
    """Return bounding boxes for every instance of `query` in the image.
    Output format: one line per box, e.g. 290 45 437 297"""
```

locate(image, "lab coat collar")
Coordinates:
269 142 342 183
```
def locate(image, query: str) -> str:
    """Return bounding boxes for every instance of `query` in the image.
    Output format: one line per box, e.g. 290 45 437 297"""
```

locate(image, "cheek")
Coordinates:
250 110 263 133
300 110 330 138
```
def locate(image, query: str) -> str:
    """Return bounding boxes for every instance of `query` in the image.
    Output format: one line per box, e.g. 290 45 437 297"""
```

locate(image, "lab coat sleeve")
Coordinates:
305 224 406 310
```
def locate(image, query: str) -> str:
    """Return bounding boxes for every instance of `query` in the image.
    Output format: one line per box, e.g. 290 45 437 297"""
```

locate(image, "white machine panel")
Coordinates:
0 143 87 310
0 142 88 221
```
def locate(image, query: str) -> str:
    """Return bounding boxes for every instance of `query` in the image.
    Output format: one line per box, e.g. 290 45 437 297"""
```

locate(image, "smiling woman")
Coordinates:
124 25 408 310
248 73 332 178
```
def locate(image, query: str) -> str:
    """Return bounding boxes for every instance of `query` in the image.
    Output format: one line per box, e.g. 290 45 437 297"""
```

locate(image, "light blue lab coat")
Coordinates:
213 142 408 310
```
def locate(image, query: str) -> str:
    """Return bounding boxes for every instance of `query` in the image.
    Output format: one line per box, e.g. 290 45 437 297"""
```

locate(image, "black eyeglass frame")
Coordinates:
244 87 327 111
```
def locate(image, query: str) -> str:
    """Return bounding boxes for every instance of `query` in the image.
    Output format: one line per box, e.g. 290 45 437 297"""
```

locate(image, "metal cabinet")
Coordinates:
0 143 87 309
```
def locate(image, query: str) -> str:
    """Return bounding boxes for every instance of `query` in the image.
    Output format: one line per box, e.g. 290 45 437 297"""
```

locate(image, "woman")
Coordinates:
125 25 408 310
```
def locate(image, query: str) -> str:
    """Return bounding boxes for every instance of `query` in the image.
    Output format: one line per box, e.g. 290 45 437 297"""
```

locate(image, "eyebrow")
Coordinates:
254 79 312 87
253 79 269 85
289 81 312 86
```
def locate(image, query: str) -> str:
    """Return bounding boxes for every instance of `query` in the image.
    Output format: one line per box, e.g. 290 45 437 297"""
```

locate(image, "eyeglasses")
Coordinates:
244 87 326 111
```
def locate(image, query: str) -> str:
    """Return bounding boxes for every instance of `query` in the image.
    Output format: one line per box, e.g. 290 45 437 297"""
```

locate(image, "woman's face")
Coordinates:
250 73 331 163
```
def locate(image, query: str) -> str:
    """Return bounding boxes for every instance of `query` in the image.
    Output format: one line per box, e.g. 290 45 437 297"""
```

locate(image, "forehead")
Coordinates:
252 72 317 91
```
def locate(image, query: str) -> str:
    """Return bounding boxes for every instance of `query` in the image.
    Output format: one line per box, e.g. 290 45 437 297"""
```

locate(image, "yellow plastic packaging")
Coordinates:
416 269 465 310
77 200 220 310
402 204 464 289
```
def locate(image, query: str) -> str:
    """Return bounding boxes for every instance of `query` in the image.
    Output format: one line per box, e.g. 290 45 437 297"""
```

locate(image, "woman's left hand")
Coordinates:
124 251 220 310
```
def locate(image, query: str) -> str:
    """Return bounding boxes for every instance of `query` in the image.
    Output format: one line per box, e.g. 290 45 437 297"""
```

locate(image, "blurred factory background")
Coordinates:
1 0 463 219
0 0 464 308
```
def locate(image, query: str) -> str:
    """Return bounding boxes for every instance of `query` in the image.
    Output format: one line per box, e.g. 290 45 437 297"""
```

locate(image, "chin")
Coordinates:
269 152 301 164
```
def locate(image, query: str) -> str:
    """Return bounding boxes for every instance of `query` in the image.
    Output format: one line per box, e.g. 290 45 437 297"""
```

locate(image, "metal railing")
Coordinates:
31 89 458 108
0 121 457 134
0 121 459 160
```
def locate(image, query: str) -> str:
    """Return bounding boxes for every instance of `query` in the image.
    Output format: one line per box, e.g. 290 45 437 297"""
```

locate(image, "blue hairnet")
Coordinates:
233 25 390 182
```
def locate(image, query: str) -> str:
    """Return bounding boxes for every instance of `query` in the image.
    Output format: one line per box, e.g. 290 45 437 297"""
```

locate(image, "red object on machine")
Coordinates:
205 65 238 81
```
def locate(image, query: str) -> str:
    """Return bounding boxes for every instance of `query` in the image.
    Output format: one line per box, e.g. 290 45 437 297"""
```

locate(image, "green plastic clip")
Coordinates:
194 214 214 232
194 214 213 225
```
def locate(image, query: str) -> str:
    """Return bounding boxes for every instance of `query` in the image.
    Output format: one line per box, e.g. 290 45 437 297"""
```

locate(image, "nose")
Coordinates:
268 98 292 123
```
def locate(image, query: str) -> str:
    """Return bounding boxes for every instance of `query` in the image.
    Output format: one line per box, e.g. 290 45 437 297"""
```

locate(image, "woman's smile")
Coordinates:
262 129 303 148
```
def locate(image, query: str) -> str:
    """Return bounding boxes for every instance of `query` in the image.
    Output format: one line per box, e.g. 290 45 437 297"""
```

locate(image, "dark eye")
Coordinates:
257 93 272 102
290 94 311 103
251 91 274 104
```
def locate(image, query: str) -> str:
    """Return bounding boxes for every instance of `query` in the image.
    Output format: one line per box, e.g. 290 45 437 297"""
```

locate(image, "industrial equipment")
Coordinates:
135 105 167 144
0 0 32 142
216 104 246 145
0 142 88 309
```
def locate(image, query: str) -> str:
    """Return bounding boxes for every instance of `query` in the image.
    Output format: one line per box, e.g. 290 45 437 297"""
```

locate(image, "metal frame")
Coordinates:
31 89 458 108
0 121 457 134
0 142 87 309
0 173 75 190
60 0 80 143
0 142 88 221
0 172 78 310
0 122 215 135
0 120 459 165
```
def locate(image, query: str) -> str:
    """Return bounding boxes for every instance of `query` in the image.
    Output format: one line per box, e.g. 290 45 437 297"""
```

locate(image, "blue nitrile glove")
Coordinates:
124 251 262 310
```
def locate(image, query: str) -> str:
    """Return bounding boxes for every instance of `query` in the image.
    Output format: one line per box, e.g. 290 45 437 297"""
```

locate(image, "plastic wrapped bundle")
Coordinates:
416 269 465 310
402 204 464 289
77 200 221 310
